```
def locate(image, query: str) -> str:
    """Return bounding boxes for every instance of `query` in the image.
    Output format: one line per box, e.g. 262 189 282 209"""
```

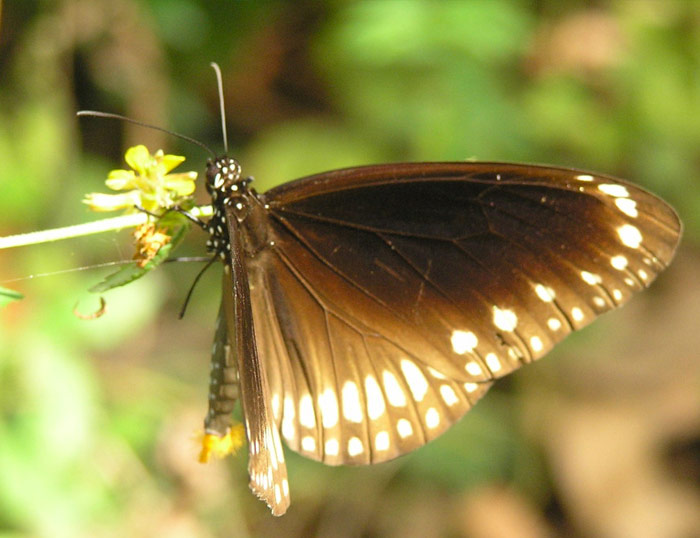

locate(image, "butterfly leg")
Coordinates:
133 203 208 228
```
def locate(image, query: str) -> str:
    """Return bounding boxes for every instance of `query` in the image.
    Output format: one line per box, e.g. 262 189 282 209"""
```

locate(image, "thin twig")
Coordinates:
0 205 213 250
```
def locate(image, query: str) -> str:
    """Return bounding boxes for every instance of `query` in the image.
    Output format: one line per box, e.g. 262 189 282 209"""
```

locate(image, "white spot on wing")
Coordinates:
271 394 280 420
325 438 339 456
282 396 296 441
613 289 623 301
275 432 285 463
576 174 594 182
281 420 295 441
342 381 363 423
397 418 413 438
319 388 339 428
383 371 407 407
618 224 642 249
425 408 440 429
451 330 478 354
598 184 630 197
507 347 519 362
299 394 315 428
365 375 386 420
485 353 501 373
348 437 364 456
611 255 628 270
275 484 281 504
464 383 478 393
581 271 602 285
439 385 458 406
615 198 638 217
571 307 584 322
548 317 562 331
465 361 482 376
534 284 555 302
301 436 316 452
493 306 518 332
530 336 544 353
400 359 429 402
375 431 390 451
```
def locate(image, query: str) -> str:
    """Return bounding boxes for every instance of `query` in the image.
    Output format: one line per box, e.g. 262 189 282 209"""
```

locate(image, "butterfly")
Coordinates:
199 157 681 516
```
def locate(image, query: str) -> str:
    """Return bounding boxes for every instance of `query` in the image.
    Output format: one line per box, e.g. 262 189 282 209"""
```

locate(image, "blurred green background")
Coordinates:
1 1 698 537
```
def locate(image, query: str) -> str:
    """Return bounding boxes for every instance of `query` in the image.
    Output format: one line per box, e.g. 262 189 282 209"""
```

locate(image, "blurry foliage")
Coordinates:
0 1 698 537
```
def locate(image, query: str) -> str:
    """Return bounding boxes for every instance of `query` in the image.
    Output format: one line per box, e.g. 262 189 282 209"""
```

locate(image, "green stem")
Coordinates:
0 205 213 250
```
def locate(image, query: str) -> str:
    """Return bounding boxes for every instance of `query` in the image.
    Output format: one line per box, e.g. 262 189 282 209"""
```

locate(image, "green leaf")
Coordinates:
88 245 172 293
0 286 24 307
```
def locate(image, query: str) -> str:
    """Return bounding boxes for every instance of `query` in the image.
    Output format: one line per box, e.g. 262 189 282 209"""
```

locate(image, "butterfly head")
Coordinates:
204 156 261 259
205 157 250 203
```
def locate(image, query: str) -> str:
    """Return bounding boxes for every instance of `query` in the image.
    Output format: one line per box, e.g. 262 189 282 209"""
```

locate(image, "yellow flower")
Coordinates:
198 423 246 463
83 145 197 213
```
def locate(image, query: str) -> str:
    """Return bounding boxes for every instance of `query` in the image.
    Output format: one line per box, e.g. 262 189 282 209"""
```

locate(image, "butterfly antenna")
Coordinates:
210 62 228 154
76 110 216 159
178 253 218 319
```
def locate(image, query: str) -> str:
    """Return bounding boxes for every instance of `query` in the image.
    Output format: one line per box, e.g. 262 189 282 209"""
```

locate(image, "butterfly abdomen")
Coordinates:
204 304 240 437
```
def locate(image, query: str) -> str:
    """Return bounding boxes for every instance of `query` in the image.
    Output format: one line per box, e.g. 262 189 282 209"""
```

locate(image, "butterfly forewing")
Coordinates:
224 217 290 516
242 162 679 469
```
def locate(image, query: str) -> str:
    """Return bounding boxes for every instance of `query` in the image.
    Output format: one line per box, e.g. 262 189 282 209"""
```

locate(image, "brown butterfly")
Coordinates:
201 158 680 516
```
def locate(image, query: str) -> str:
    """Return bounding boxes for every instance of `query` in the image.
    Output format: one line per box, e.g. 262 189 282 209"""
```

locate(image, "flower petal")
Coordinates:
159 154 186 174
124 145 152 175
83 191 140 212
106 169 137 190
164 172 198 195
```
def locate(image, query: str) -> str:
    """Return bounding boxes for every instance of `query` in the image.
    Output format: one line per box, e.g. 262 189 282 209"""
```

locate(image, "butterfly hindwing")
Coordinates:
242 162 679 467
247 247 494 465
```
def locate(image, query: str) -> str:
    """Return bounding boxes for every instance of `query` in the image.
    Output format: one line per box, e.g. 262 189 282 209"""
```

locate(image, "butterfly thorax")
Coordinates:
205 157 269 261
